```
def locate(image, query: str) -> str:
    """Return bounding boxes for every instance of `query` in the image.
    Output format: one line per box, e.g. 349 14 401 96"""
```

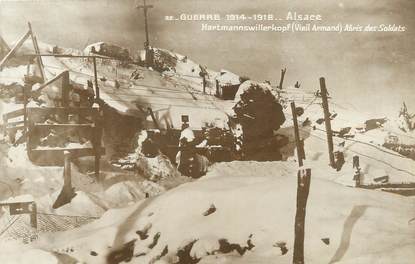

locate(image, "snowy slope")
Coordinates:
23 161 415 264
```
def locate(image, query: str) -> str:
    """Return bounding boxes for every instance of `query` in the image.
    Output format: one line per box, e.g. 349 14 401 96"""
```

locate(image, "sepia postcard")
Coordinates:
0 0 414 263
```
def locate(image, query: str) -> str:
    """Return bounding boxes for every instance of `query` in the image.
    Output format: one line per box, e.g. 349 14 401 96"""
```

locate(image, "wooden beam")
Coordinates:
3 109 25 122
0 30 31 69
147 107 160 129
278 68 286 89
293 168 311 264
32 70 71 95
33 123 94 129
27 22 45 82
136 0 154 47
291 101 304 167
93 56 100 100
27 106 99 117
319 77 335 168
31 146 105 157
61 70 70 122
92 114 103 180
32 36 45 82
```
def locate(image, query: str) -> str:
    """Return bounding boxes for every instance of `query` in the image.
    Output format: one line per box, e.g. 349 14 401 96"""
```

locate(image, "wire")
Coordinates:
299 127 415 177
0 215 21 238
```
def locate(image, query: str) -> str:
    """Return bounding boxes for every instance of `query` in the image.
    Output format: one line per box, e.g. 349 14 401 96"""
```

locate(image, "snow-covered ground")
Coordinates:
1 161 413 264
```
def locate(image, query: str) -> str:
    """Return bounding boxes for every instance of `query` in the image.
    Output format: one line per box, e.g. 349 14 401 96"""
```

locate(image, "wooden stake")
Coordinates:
353 155 361 187
202 75 206 94
319 77 335 168
293 168 311 264
63 151 72 192
93 111 103 180
137 0 154 48
28 22 45 83
61 70 70 123
278 68 286 89
30 202 37 229
93 56 100 100
148 107 160 130
291 101 304 167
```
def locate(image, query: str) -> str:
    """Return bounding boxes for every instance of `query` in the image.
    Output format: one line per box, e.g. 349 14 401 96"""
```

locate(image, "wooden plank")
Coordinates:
3 109 25 121
32 70 69 94
6 120 25 127
31 146 105 158
33 123 94 129
30 26 45 83
291 101 304 167
27 107 99 117
6 125 25 133
93 56 100 99
33 36 45 82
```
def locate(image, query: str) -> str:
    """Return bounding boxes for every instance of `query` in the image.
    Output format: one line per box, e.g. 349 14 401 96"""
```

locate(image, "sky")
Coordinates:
1 0 414 117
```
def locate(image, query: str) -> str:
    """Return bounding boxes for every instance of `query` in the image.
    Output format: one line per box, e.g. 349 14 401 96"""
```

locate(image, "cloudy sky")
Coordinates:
1 0 414 116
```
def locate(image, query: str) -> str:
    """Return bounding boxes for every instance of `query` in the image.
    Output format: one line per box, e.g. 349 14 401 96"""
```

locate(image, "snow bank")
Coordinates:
29 161 415 263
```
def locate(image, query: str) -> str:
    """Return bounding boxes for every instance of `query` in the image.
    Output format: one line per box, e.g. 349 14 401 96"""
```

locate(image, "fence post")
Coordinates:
93 56 100 100
278 68 286 89
319 77 335 168
63 151 72 192
202 75 206 94
30 202 37 229
293 168 311 264
291 101 305 166
353 155 361 187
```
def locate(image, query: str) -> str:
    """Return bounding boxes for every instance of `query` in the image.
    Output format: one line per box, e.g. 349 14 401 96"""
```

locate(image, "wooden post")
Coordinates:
202 75 206 94
23 62 30 142
291 101 304 167
63 151 72 192
293 168 311 264
148 107 160 130
28 22 45 83
278 68 286 89
93 56 100 100
137 0 154 48
319 77 335 168
353 155 361 187
61 70 70 123
30 202 37 229
93 110 103 180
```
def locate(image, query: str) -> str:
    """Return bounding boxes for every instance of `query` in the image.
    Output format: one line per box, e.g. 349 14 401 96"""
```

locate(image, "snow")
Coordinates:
0 194 34 204
0 244 58 264
0 65 27 86
216 70 240 86
83 42 104 54
21 161 415 263
233 80 273 103
1 40 415 263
